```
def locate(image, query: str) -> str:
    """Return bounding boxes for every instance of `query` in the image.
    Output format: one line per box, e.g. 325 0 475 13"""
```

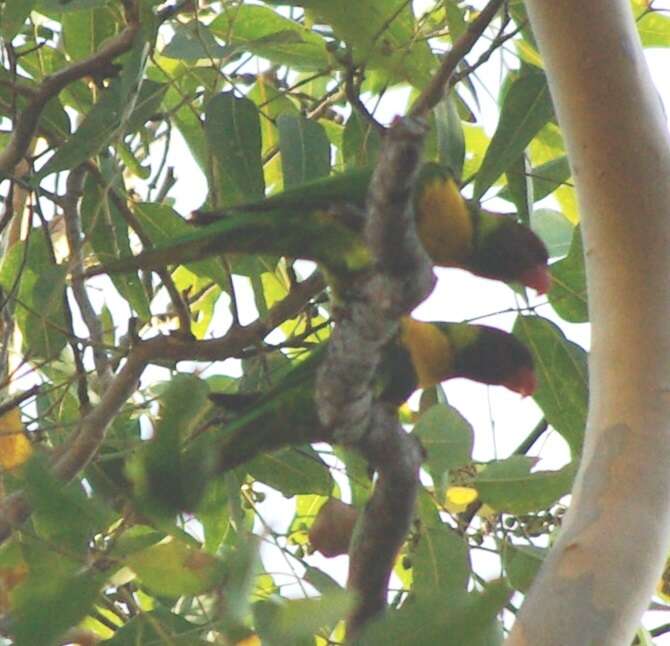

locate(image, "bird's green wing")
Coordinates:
194 165 374 220
86 209 372 278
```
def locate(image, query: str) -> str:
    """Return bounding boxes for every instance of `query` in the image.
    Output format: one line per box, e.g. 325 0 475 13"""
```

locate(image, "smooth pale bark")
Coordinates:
507 2 670 644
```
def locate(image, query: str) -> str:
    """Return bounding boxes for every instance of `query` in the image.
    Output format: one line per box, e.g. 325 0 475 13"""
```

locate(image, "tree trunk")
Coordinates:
507 1 670 644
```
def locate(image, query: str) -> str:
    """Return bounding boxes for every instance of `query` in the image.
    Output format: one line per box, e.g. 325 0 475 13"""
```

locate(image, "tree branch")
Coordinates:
0 24 140 174
508 1 670 643
409 0 505 118
313 117 433 637
63 166 114 391
0 271 325 544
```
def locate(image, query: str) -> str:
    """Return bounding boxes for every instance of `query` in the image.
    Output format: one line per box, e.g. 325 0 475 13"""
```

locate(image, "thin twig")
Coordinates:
0 271 325 544
0 23 140 173
409 0 505 118
63 165 113 390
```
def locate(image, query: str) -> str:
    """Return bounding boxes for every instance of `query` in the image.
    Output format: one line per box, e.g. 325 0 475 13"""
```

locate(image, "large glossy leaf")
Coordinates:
126 79 167 132
62 6 119 60
504 155 532 225
361 579 511 645
0 232 67 359
127 538 228 597
12 554 108 646
205 92 265 206
637 10 670 47
503 540 547 593
254 593 351 645
210 5 330 70
24 455 112 553
342 111 382 168
435 94 466 179
133 374 211 515
513 315 588 454
549 225 588 322
2 0 36 40
81 171 151 320
473 456 576 514
278 114 331 187
413 525 470 601
36 35 151 179
247 446 333 497
266 0 435 88
474 70 555 199
414 404 474 487
530 208 573 258
162 20 229 60
103 607 208 646
499 155 572 205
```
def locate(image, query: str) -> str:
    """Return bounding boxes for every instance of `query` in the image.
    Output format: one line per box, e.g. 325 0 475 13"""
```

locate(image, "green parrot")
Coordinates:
208 317 536 472
86 163 551 293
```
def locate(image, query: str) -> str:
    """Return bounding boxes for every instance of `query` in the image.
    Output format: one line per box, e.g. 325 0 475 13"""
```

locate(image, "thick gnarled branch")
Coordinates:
314 118 433 637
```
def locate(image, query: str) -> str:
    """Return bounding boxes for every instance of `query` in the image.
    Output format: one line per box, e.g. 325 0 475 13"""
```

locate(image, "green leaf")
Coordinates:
162 20 228 60
530 208 573 258
514 315 588 454
247 446 333 497
499 155 572 205
504 154 532 225
503 540 546 593
196 477 230 553
205 92 265 206
125 79 167 132
254 592 351 645
265 0 435 88
62 6 118 60
342 111 382 168
222 533 262 623
36 0 111 12
361 579 511 645
127 538 228 597
413 525 470 601
36 35 150 179
248 79 299 158
81 171 151 320
638 10 670 47
414 404 474 487
2 0 36 40
210 5 330 70
304 565 344 593
0 232 68 359
435 94 465 179
102 606 208 645
549 225 588 322
134 202 230 288
278 114 331 187
132 374 212 515
474 70 554 199
474 456 576 515
23 454 112 554
12 556 107 646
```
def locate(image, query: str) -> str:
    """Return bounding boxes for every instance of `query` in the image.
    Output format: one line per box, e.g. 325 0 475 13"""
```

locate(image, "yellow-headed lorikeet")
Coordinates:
87 163 550 293
210 318 536 472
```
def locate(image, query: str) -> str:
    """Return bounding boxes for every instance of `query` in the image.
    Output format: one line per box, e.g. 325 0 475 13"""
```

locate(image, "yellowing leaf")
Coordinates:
236 635 261 646
126 539 227 597
445 485 478 510
0 408 32 470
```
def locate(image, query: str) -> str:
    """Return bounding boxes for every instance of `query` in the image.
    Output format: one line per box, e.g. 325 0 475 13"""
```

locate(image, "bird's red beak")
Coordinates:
504 366 537 397
520 265 552 295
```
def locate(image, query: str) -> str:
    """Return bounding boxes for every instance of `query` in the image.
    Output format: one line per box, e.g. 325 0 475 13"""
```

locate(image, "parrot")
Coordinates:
208 317 536 472
86 162 551 293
